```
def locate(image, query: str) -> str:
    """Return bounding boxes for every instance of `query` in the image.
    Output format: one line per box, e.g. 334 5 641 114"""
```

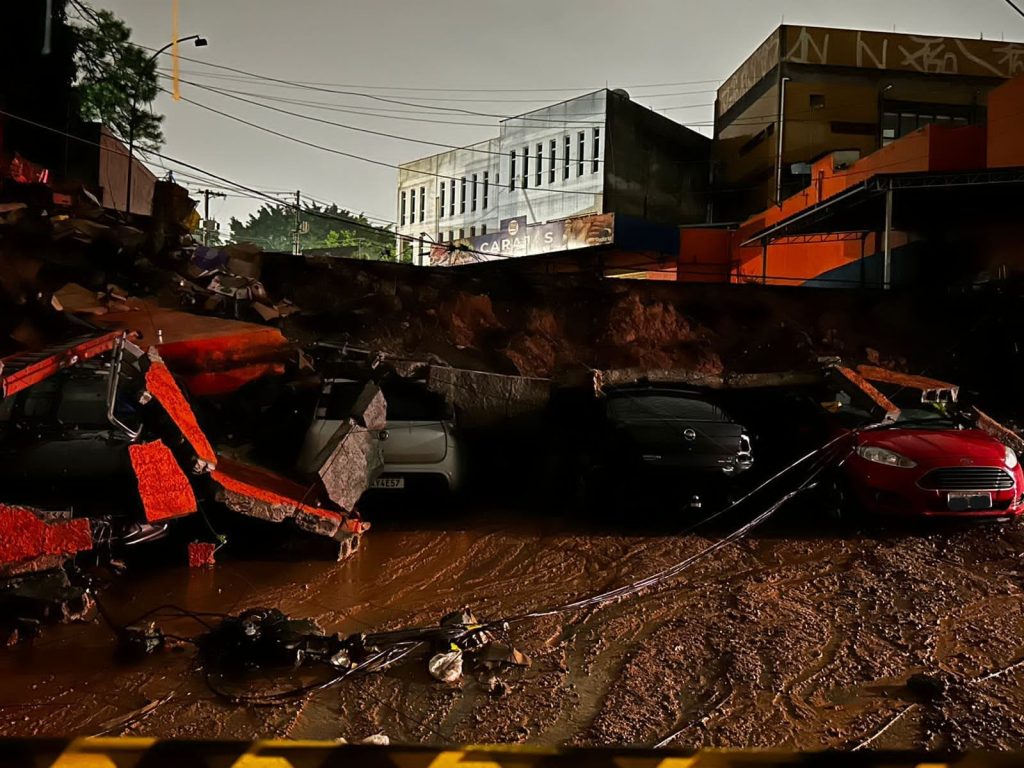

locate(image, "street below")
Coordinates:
3 505 1024 750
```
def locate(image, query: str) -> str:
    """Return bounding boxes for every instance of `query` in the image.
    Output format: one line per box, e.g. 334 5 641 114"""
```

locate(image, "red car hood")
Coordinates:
858 427 1008 466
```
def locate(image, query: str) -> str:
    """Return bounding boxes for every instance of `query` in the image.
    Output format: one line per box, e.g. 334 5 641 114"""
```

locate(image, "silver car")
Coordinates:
298 378 462 497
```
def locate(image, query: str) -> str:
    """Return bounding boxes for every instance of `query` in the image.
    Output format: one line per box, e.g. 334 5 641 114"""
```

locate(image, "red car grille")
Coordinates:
918 467 1015 491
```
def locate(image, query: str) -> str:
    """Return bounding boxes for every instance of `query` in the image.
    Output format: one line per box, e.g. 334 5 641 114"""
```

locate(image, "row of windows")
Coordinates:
880 110 969 146
509 128 600 191
401 172 494 226
399 186 427 226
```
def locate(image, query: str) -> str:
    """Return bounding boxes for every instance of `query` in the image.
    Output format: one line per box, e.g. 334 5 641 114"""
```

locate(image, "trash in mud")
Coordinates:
428 649 464 683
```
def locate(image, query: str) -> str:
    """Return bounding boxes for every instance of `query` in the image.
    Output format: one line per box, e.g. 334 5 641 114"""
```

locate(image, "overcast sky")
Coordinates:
89 0 1024 230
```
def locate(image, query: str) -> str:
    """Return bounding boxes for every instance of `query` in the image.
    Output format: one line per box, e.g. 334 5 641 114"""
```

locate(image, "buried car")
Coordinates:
298 375 462 498
839 409 1024 519
571 385 754 513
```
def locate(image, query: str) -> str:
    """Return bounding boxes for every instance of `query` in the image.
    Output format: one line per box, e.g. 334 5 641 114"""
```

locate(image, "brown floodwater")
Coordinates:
3 507 1024 749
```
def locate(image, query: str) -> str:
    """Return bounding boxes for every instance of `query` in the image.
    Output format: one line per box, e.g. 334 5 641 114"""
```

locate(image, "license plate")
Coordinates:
947 491 993 511
370 477 405 490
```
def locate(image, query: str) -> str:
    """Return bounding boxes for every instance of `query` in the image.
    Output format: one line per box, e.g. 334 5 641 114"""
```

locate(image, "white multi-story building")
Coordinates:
396 89 711 264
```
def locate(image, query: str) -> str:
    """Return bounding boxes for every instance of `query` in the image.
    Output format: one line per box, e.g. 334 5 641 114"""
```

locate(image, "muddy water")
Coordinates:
3 509 1024 749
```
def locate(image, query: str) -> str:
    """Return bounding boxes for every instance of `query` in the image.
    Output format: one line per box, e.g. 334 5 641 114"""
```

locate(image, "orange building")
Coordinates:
680 71 1024 288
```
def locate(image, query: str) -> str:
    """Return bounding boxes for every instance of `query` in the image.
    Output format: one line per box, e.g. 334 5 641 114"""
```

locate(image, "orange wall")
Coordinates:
988 75 1024 168
678 229 732 282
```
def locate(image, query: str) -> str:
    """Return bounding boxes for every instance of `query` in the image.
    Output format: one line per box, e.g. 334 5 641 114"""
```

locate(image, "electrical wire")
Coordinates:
1003 0 1024 19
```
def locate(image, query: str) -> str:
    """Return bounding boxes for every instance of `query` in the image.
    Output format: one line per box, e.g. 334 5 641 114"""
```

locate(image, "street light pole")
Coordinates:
125 34 207 216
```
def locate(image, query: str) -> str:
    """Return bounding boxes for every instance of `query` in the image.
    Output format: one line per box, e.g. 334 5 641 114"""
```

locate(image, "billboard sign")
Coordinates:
431 212 614 265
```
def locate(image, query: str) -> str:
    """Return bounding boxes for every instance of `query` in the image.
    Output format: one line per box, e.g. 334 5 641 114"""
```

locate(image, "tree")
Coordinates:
71 5 163 150
229 202 395 259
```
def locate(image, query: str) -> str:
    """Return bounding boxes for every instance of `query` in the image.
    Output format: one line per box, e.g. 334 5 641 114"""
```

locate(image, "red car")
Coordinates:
841 412 1024 519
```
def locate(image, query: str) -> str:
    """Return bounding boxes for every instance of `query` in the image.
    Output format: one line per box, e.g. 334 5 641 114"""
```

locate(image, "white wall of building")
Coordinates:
395 91 609 259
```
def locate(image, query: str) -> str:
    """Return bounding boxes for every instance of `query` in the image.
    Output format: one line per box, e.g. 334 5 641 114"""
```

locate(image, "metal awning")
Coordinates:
741 167 1024 247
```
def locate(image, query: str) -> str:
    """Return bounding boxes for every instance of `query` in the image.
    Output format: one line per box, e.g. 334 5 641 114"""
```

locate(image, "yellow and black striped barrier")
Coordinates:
0 740 1019 768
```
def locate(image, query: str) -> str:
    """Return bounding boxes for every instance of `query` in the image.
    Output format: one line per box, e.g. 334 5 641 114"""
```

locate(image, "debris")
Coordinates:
129 441 198 522
359 734 389 746
188 542 217 568
143 353 217 471
484 675 508 697
428 649 464 683
91 692 175 736
118 623 166 657
0 504 92 577
478 642 531 670
426 365 550 428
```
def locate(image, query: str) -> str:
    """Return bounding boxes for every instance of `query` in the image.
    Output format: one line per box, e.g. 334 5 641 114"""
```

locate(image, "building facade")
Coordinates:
396 89 710 263
714 25 1024 220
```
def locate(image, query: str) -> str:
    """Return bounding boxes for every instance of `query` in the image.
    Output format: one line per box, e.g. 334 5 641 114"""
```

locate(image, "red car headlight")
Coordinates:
1006 446 1019 470
856 445 917 468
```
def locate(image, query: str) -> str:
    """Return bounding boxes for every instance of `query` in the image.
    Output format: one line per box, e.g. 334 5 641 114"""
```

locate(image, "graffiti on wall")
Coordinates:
783 26 1024 78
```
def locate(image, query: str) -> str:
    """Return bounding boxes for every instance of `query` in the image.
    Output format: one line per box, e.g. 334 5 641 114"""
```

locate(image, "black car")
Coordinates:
568 386 754 514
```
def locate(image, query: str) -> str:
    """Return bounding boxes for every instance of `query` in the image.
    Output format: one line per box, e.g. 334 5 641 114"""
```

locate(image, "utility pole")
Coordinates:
292 190 302 256
197 189 226 245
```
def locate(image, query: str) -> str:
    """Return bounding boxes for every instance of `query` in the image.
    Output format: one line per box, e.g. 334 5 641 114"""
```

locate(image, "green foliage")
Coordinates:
71 5 164 150
229 202 394 259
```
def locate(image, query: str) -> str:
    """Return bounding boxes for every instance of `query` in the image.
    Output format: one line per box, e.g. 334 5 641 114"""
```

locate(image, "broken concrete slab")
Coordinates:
425 365 550 428
969 407 1024 454
211 457 368 560
856 365 959 403
311 382 387 512
128 441 198 522
143 353 217 472
830 366 901 422
0 505 92 578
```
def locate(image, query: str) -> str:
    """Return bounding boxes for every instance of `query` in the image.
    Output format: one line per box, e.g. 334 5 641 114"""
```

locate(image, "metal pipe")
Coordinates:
775 76 790 206
106 335 142 439
882 185 893 289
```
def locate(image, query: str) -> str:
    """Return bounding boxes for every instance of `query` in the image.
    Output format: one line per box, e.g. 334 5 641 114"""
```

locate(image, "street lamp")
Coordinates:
125 35 208 215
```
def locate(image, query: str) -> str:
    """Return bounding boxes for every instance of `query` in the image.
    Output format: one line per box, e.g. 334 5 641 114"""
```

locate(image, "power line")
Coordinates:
161 74 717 169
155 64 723 93
1003 0 1024 18
158 86 623 197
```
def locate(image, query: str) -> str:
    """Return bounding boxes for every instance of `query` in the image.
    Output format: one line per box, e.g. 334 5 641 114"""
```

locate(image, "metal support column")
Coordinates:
882 185 893 290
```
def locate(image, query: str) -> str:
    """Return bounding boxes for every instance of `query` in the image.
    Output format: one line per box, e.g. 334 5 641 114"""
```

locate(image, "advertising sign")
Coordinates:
430 212 614 266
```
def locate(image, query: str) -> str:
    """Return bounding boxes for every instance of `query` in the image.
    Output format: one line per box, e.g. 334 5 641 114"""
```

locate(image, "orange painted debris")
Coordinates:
128 441 198 522
144 360 217 468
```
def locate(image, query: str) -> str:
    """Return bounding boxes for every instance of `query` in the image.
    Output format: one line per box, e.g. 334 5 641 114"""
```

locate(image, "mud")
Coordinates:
2 509 1024 749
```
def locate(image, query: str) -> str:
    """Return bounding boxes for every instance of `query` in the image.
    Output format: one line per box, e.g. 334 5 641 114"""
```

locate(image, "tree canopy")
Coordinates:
71 5 163 150
229 202 396 260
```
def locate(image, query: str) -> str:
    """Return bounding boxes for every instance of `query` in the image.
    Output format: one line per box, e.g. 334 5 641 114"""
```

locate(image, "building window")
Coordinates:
448 230 454 242
563 135 570 180
481 224 487 235
592 128 600 173
522 146 529 189
439 181 445 218
409 188 415 223
882 107 969 146
437 231 442 244
400 190 406 225
483 171 489 209
459 228 465 240
809 93 826 110
419 186 425 221
449 180 455 216
470 226 476 237
471 174 478 211
577 131 585 176
460 177 466 214
509 151 516 190
536 143 543 186
549 139 556 183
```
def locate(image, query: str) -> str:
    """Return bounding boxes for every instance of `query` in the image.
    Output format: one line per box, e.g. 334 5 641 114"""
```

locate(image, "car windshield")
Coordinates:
606 392 725 423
